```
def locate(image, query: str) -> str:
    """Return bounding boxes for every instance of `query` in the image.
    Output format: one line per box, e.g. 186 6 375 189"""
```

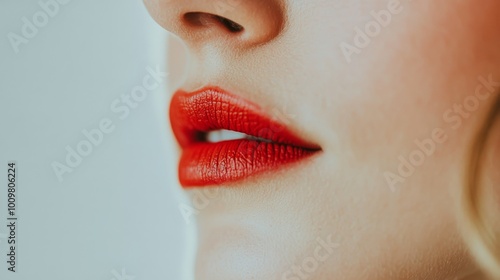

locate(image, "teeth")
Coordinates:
206 130 247 143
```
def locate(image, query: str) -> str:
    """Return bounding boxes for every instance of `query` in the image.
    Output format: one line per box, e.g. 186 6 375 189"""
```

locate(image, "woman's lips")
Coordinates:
170 87 321 187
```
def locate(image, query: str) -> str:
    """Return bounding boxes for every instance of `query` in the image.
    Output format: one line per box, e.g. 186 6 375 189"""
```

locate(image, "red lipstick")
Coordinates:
170 87 320 187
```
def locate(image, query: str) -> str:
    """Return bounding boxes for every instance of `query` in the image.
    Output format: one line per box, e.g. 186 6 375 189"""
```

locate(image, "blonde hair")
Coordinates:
461 92 500 279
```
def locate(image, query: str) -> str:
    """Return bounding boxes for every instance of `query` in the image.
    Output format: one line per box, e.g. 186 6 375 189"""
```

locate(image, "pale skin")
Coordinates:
143 0 500 279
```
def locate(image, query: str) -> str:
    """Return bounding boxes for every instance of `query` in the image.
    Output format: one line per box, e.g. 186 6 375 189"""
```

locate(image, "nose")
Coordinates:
144 0 284 48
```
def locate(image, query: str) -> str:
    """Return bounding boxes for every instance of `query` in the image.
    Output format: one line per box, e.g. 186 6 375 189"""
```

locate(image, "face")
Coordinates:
144 0 500 279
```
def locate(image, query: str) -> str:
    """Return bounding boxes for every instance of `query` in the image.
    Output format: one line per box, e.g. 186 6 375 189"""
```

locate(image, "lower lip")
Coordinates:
179 139 317 187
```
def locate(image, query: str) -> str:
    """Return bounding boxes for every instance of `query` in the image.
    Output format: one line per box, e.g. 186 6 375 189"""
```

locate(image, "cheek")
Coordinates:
487 118 500 184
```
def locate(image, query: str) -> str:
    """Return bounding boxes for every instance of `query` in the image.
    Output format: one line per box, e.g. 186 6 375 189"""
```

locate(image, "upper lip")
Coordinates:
170 87 319 148
169 86 321 187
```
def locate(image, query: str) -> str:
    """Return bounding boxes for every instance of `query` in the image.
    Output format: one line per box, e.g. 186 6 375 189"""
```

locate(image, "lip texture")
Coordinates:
170 87 320 187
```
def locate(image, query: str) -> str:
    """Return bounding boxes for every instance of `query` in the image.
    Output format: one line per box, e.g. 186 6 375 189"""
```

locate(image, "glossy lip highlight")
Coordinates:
170 87 321 187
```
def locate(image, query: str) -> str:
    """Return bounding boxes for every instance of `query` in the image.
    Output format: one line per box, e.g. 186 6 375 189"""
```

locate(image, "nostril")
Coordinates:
215 16 243 33
184 12 244 33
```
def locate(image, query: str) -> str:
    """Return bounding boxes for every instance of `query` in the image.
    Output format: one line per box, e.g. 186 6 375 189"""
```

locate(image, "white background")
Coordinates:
0 0 194 279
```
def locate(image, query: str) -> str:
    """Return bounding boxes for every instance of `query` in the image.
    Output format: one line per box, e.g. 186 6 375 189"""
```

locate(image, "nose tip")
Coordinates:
144 0 284 48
